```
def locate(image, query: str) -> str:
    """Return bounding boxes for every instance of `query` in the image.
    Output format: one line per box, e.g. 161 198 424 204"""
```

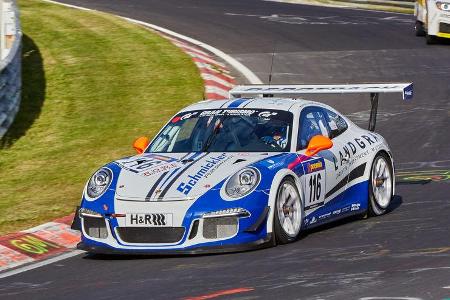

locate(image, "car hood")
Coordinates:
113 152 280 201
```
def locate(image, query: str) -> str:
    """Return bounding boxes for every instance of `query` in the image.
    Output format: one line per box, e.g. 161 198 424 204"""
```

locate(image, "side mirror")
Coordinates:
305 135 333 157
133 136 150 154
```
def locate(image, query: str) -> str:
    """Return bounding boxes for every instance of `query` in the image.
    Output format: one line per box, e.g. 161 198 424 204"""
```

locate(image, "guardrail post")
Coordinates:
0 0 21 139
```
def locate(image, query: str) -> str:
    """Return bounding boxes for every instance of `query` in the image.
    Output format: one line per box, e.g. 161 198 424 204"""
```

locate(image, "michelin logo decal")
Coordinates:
177 153 228 195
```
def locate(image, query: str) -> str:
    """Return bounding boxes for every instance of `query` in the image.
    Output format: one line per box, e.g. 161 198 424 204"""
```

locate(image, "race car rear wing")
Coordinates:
229 83 413 132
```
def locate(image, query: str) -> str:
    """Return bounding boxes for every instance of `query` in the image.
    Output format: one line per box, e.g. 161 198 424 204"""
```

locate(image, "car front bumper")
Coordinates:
77 233 274 255
73 202 272 254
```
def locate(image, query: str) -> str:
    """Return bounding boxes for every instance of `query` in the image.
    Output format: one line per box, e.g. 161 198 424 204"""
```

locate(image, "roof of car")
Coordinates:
181 97 315 113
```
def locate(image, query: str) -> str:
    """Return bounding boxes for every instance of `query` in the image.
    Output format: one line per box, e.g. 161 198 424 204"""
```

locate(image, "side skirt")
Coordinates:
303 180 369 229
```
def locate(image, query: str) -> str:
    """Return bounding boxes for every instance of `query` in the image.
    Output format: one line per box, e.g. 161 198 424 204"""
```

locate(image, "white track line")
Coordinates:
0 250 84 279
42 0 262 84
43 0 92 11
121 17 262 84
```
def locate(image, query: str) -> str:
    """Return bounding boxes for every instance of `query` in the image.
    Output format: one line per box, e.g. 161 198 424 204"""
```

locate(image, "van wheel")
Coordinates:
415 21 426 36
426 34 437 44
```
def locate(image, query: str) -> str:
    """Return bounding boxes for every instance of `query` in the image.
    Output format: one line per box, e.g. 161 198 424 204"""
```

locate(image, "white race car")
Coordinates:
72 83 413 254
415 0 450 43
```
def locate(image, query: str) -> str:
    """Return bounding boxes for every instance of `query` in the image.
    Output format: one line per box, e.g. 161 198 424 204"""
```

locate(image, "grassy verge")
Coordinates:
0 0 204 234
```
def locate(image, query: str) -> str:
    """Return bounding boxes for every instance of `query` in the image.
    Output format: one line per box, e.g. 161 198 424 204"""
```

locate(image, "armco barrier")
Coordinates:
0 0 21 138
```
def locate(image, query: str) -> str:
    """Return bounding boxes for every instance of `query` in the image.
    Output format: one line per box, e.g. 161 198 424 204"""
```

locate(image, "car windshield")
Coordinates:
148 109 293 153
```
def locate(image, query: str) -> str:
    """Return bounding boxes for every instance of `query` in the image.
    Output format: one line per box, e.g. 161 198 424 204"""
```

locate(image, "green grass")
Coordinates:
0 0 204 234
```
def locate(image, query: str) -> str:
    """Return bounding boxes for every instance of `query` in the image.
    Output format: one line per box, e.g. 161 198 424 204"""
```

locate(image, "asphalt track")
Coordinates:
1 1 450 299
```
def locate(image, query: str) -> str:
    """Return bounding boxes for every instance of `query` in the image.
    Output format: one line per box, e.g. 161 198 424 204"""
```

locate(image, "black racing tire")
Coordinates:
368 152 394 217
415 21 426 36
426 34 437 44
273 177 303 244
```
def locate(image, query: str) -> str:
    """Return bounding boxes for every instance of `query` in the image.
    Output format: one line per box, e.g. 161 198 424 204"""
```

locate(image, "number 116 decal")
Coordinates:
304 170 325 210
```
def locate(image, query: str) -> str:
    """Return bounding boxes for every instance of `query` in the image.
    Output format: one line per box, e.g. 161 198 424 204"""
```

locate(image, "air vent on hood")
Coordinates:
233 159 247 164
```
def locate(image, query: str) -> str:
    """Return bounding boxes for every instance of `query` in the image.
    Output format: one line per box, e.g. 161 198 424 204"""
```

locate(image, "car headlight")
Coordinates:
86 168 112 199
225 167 260 198
436 1 450 10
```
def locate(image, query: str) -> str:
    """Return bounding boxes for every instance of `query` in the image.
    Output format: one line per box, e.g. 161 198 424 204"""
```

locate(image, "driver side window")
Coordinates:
297 107 330 151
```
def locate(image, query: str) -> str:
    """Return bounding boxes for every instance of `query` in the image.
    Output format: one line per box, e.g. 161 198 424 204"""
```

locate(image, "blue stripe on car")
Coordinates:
228 98 247 108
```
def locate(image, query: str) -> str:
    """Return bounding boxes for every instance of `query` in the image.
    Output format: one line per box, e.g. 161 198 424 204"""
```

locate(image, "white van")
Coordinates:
415 0 450 43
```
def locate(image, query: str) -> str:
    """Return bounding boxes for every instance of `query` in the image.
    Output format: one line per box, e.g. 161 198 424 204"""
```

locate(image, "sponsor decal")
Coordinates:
258 111 278 119
268 162 284 170
341 205 351 213
142 162 180 177
318 212 331 220
177 153 228 195
333 133 379 172
335 150 369 179
127 213 171 226
171 112 198 123
181 112 198 120
310 216 317 224
199 109 257 117
351 203 361 211
306 160 324 173
332 133 381 180
265 158 285 170
332 209 342 216
119 154 178 173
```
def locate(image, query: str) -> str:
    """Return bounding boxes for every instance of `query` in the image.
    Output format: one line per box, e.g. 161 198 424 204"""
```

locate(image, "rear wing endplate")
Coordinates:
229 83 413 132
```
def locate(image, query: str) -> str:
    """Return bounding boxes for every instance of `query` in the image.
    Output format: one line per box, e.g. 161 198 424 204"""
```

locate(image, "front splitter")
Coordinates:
77 233 274 256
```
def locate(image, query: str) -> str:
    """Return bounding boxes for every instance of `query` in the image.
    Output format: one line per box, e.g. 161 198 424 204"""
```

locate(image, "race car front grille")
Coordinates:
83 216 108 239
203 217 238 239
439 22 450 34
116 227 185 244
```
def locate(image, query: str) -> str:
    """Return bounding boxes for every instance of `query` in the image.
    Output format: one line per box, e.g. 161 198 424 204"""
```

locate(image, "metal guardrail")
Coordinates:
0 0 21 138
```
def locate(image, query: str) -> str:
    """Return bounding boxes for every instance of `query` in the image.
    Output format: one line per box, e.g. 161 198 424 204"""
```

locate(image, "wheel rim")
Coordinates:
276 181 302 238
371 156 392 209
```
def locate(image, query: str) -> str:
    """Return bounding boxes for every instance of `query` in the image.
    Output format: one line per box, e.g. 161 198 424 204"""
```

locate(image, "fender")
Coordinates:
266 168 304 233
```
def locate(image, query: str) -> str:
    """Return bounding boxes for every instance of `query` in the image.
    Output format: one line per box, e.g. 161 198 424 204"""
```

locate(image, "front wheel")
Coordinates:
368 153 393 216
426 34 437 44
274 177 303 244
415 21 426 36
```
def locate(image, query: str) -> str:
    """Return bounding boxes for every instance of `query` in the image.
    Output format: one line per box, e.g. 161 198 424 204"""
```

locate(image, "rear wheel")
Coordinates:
368 153 393 216
415 21 426 36
274 177 303 244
